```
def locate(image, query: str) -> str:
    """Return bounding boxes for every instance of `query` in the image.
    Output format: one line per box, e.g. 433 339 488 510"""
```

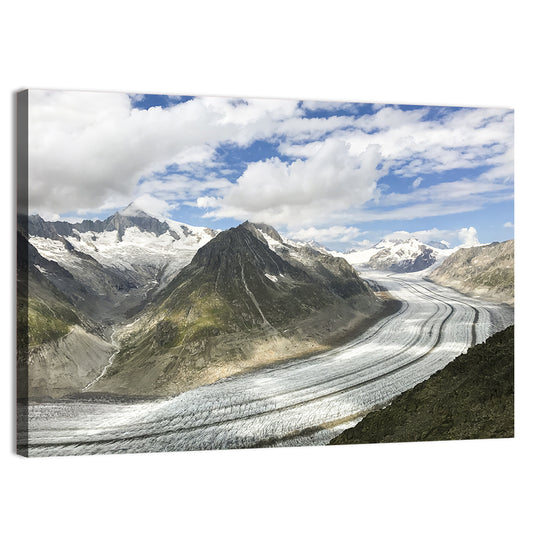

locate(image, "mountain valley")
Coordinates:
18 209 515 455
19 209 392 398
19 206 515 402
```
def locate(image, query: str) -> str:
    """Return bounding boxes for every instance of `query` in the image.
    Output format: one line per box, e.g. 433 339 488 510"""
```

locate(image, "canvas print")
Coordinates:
17 90 514 457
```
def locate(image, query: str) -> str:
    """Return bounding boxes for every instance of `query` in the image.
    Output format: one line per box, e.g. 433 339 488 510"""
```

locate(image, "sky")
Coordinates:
27 89 514 251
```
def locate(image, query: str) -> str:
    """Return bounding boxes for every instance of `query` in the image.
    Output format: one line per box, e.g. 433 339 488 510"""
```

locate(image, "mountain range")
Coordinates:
88 220 392 396
18 204 514 398
19 206 390 398
25 209 215 322
334 238 454 273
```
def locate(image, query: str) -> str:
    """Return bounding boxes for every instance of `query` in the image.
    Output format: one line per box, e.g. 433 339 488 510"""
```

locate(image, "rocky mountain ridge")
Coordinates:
427 239 514 304
25 207 215 322
20 214 390 398
335 237 455 273
89 221 387 396
21 207 513 399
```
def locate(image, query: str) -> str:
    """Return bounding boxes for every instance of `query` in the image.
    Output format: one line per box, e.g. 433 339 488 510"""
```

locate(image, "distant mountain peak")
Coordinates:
336 236 447 273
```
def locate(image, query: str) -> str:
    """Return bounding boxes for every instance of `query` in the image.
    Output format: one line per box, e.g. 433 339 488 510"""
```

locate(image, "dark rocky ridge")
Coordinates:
148 221 376 331
240 220 285 244
90 222 385 396
27 211 172 242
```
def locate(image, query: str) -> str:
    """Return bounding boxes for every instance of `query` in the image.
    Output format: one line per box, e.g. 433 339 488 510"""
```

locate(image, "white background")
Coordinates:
2 1 531 531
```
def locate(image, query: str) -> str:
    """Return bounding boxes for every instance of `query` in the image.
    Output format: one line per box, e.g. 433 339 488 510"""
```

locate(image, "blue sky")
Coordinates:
28 90 514 250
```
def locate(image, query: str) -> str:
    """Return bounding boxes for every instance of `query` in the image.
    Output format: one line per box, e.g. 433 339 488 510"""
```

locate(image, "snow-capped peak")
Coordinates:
332 236 457 273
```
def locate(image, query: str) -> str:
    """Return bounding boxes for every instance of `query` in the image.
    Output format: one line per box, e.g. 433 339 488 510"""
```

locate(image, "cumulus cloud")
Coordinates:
28 90 300 216
198 140 385 227
285 225 362 244
383 107 515 178
123 194 173 220
504 221 514 228
28 90 513 232
283 105 513 183
458 226 480 247
300 100 356 112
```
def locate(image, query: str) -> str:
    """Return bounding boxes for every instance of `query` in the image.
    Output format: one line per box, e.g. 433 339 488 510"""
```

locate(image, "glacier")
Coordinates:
21 271 514 456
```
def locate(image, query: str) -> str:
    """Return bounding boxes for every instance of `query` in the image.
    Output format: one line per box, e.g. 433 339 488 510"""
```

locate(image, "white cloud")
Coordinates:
350 107 513 177
458 226 480 246
28 90 301 216
28 91 513 229
353 106 429 133
196 196 219 209
272 106 514 225
349 239 373 250
136 173 233 202
199 139 385 227
275 115 357 142
284 106 513 181
124 194 173 219
504 221 514 228
378 178 511 208
300 100 356 112
285 225 362 243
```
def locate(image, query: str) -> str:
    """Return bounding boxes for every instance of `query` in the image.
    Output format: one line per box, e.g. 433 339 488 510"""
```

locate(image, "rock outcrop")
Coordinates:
428 240 514 304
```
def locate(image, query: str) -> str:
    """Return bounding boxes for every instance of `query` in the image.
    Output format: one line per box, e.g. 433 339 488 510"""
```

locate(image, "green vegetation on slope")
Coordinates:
93 223 383 396
330 326 514 445
26 296 79 347
17 231 81 352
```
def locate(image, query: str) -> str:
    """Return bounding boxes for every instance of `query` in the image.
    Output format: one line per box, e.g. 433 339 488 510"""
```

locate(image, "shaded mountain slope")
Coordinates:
91 222 387 396
330 326 514 445
17 231 114 398
428 240 514 304
18 231 82 349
